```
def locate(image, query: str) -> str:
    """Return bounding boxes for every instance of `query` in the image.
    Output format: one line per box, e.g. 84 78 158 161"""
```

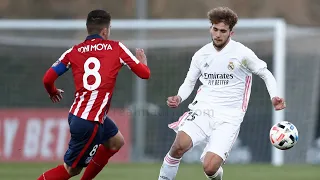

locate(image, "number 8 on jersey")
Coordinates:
83 57 102 91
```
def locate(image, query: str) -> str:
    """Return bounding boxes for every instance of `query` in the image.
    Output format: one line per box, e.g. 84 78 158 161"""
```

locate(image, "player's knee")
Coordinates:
64 163 82 177
203 163 220 176
113 135 125 150
103 131 125 151
170 132 192 158
202 153 223 176
170 143 187 158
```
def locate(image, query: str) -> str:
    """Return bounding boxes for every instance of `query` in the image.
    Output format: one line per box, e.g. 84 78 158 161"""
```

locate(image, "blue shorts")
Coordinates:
64 113 119 168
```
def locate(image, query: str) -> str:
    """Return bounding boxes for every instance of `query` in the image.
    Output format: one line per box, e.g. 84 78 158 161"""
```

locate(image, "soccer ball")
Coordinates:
269 121 299 150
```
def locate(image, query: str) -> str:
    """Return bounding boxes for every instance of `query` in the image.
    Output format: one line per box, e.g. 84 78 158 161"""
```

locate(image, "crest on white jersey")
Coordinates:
228 61 235 71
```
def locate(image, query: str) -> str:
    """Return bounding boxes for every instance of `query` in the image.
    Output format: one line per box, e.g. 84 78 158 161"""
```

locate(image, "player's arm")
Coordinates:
167 55 201 108
118 42 150 79
170 55 201 104
177 55 201 102
43 48 72 102
244 49 285 110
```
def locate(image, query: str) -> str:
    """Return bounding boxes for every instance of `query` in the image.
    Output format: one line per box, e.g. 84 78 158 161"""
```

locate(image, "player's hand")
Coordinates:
167 95 182 108
136 48 147 65
50 89 64 103
272 97 286 111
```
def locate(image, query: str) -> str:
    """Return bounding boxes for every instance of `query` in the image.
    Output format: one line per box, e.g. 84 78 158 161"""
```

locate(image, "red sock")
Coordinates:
81 145 118 180
37 164 71 180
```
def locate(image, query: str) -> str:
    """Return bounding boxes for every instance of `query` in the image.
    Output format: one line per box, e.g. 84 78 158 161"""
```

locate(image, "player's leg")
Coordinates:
37 164 72 180
158 131 192 180
158 111 208 180
201 121 240 180
37 157 83 180
37 114 102 180
81 116 123 180
203 152 224 180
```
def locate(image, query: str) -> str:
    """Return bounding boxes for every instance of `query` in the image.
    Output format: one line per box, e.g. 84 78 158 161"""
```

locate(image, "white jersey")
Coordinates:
177 39 278 115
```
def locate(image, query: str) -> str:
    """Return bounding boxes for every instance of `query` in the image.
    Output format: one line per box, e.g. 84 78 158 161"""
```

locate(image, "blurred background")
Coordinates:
1 0 320 179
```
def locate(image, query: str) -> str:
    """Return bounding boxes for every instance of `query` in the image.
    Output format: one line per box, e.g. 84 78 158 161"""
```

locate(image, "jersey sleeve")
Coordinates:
51 47 72 76
243 48 278 99
43 47 73 95
243 48 267 74
118 42 150 79
177 54 201 102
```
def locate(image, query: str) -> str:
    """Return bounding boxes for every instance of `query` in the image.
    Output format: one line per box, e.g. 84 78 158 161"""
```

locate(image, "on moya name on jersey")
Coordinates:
78 43 113 53
203 73 234 86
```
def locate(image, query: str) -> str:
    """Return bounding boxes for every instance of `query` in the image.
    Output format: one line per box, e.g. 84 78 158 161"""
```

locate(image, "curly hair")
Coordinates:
207 7 238 30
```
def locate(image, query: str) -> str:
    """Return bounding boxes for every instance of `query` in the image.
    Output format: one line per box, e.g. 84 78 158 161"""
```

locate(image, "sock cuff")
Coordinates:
56 164 71 179
100 145 119 154
164 153 181 165
91 145 119 166
106 147 120 154
205 166 222 179
167 153 181 161
213 167 222 177
58 165 70 175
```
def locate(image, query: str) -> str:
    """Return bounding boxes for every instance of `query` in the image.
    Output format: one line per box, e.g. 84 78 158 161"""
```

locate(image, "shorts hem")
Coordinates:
200 150 226 163
178 128 198 147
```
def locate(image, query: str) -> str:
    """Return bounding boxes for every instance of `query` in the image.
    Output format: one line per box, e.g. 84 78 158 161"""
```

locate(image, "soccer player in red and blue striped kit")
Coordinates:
38 9 150 180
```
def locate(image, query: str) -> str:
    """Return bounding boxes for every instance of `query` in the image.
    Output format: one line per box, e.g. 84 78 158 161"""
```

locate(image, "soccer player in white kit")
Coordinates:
158 7 286 180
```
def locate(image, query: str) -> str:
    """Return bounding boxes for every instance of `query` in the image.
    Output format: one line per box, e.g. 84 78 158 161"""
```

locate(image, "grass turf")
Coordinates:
0 163 319 180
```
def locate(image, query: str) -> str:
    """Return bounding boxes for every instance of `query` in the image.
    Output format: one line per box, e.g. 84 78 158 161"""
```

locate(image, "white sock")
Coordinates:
205 167 223 180
158 153 182 180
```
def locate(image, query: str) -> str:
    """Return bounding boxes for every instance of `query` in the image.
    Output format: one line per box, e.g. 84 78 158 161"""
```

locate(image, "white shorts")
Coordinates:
168 110 242 162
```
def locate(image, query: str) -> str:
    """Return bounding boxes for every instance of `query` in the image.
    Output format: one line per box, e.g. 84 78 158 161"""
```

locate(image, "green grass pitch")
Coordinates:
0 162 319 180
